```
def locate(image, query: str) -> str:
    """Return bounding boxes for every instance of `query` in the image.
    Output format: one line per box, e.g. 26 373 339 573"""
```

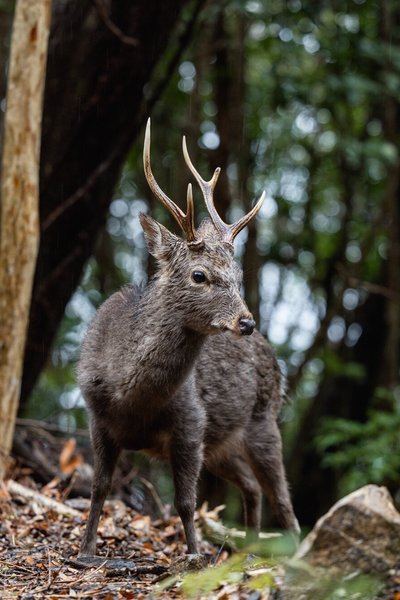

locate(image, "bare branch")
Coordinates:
93 0 138 46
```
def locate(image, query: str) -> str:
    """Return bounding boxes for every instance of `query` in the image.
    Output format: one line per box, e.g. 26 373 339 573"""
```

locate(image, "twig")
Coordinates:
36 242 85 297
0 559 36 575
31 547 62 594
118 464 138 487
62 558 108 585
338 267 400 303
93 0 139 46
6 480 82 518
139 476 167 518
65 556 167 576
15 417 89 438
213 540 227 565
47 547 52 587
42 151 117 231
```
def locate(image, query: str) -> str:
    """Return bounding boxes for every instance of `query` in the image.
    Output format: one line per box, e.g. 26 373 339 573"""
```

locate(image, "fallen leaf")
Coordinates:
59 439 84 476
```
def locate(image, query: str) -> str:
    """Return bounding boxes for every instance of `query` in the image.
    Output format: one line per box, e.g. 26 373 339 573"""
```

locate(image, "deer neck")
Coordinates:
133 277 205 393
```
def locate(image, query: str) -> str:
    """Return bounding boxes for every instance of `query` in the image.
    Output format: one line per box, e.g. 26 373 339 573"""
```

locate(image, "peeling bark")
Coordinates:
0 0 51 479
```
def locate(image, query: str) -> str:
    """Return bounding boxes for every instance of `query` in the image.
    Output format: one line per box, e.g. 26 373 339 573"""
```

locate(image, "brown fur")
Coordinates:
77 217 299 556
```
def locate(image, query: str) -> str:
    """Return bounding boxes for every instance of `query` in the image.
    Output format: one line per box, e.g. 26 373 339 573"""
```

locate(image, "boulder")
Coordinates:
295 484 400 574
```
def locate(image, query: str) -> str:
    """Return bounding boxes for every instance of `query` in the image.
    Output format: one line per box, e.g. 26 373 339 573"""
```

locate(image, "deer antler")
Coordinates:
182 136 265 244
143 119 197 243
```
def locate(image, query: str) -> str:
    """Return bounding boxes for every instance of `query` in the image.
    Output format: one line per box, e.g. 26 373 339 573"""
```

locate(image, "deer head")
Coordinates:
140 119 264 337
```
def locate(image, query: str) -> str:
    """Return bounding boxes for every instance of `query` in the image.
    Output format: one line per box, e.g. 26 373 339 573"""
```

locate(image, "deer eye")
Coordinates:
192 270 206 284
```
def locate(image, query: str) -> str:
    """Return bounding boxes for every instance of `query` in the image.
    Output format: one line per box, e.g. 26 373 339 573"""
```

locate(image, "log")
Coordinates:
7 479 82 518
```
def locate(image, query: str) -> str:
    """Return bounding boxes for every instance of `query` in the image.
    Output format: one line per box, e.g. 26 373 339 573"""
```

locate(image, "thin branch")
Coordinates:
15 417 89 438
0 559 36 575
338 268 400 304
36 239 86 297
42 150 118 231
144 0 205 115
139 475 167 518
65 556 167 575
92 0 138 47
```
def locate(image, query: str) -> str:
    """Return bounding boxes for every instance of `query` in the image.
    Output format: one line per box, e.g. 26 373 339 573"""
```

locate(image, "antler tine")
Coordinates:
225 190 265 243
186 183 195 237
182 135 264 243
143 119 197 242
182 136 226 236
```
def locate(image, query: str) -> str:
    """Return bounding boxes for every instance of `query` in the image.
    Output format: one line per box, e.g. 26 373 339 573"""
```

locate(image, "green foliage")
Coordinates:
285 566 382 600
0 0 14 13
323 349 366 381
160 553 382 599
180 555 255 598
176 552 282 598
315 388 400 493
326 575 382 600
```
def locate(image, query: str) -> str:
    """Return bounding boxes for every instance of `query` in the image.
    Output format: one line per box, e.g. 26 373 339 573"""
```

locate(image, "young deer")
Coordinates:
77 119 299 557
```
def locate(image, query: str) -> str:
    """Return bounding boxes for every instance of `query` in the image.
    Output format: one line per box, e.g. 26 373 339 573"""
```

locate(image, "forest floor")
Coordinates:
0 476 284 600
2 428 398 600
3 475 399 600
0 428 287 600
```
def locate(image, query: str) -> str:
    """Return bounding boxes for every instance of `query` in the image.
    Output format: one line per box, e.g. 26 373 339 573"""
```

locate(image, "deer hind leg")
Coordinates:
245 417 300 535
208 454 262 533
79 425 120 557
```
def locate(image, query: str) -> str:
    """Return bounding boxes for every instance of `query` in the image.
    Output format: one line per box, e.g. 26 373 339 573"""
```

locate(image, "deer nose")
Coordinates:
239 318 255 336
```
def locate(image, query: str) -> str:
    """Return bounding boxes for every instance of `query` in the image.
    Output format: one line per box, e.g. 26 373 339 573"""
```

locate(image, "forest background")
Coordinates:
0 0 399 530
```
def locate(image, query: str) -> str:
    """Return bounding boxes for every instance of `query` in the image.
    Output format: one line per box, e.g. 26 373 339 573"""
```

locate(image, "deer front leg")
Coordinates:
171 438 203 554
79 424 120 557
169 385 205 555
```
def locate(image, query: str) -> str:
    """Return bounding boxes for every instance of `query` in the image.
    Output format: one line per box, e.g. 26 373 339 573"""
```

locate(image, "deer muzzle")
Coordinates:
211 311 255 337
239 318 256 336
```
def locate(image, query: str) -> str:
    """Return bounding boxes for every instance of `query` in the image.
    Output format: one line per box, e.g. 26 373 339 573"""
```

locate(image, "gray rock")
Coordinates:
296 484 400 574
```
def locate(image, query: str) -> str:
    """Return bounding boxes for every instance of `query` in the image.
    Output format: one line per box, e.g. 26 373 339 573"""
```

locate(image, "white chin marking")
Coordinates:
210 324 240 337
224 328 241 338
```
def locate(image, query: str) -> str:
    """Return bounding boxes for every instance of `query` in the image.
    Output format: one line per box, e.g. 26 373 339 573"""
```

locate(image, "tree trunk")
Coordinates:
0 4 14 171
0 0 51 479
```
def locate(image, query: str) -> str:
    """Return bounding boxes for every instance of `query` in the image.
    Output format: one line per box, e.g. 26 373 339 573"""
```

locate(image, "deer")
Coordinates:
77 119 299 559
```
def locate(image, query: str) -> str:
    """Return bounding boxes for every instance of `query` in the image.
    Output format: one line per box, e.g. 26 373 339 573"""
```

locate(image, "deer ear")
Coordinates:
139 213 179 260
